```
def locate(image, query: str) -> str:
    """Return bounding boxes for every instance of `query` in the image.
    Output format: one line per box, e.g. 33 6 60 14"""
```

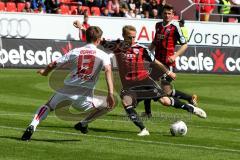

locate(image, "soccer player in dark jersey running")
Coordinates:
143 4 198 118
102 25 206 136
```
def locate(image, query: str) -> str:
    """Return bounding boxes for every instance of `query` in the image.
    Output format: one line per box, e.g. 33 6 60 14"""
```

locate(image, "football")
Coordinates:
170 121 188 136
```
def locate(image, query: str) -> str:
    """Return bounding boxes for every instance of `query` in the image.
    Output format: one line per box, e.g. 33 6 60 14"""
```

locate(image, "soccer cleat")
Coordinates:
190 104 207 118
137 128 150 136
190 94 198 106
141 112 152 118
21 125 34 141
74 122 88 134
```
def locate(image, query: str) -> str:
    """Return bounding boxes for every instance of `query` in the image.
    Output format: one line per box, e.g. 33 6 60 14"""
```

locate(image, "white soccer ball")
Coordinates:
170 121 188 136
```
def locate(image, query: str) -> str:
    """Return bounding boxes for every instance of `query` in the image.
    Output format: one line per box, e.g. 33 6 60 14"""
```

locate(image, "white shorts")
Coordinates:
48 92 105 112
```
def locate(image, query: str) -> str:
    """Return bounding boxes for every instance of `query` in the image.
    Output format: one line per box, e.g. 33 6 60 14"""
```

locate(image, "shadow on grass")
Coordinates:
0 135 81 143
89 127 136 134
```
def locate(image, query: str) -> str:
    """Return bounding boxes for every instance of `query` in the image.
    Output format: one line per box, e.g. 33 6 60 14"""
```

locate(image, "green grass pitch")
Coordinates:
0 69 239 160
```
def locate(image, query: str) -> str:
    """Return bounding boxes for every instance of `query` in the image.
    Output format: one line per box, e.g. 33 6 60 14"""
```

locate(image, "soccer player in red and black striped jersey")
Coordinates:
73 13 90 42
102 25 206 136
143 4 198 118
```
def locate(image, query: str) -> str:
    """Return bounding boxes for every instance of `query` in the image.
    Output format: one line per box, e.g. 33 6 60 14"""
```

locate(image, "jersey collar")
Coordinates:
162 20 173 27
86 43 97 48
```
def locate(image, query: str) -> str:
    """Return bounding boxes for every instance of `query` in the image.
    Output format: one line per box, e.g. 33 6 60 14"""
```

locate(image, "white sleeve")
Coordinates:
101 52 111 66
55 50 76 66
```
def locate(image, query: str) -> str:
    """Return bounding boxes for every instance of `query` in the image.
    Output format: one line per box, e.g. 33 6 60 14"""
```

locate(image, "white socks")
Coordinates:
30 105 50 131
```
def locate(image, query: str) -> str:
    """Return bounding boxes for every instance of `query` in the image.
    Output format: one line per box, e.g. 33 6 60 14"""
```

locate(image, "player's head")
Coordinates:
122 25 136 45
162 4 174 23
86 26 103 45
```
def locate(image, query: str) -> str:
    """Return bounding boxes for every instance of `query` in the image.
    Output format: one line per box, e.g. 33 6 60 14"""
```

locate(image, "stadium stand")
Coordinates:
70 5 78 14
0 1 5 11
17 2 25 12
60 5 70 14
91 6 101 16
6 2 17 12
0 0 239 22
81 6 91 15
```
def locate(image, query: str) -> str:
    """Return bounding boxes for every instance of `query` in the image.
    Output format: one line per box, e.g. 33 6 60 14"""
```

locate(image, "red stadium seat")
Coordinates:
17 2 25 12
0 2 5 11
60 5 70 14
59 0 72 4
6 2 17 12
81 6 90 15
70 5 78 15
34 9 39 13
91 6 101 16
59 0 67 3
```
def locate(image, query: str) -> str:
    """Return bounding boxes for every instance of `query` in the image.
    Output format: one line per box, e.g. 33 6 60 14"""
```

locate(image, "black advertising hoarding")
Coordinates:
175 46 240 74
0 38 240 74
0 38 83 68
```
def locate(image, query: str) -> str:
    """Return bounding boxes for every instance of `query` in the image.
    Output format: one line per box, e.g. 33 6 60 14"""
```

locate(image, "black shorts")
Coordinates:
120 78 166 106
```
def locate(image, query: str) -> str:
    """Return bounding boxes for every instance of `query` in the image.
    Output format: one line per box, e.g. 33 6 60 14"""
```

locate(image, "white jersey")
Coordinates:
55 43 111 89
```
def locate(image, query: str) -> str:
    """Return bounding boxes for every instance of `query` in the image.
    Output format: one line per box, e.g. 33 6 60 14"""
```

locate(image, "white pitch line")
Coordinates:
1 113 240 132
0 125 240 154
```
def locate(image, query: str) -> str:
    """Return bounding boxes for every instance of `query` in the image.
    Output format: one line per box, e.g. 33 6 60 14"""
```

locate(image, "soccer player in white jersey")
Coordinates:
21 26 115 141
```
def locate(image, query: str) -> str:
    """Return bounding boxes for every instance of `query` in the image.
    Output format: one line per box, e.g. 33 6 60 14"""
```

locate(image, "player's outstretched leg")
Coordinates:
159 97 207 118
172 89 198 106
21 105 50 141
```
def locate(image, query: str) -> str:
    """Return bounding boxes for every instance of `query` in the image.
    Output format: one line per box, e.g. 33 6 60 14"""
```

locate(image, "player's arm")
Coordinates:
172 43 188 60
169 24 188 63
168 43 188 63
104 64 115 109
73 20 81 29
37 62 57 76
153 59 176 80
38 50 74 76
73 20 84 40
144 47 176 80
149 42 156 51
149 31 157 51
149 23 158 51
100 39 121 52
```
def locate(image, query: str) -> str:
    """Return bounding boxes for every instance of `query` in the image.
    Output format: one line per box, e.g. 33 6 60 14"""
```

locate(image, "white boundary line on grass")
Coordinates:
0 125 240 154
1 113 240 132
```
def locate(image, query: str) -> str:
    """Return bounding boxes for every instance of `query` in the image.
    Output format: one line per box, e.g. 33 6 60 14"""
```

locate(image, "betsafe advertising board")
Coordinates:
1 38 240 74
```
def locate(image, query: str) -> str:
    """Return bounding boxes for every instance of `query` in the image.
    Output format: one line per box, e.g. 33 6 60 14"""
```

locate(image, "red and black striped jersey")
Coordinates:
102 40 155 88
153 21 186 67
116 42 154 83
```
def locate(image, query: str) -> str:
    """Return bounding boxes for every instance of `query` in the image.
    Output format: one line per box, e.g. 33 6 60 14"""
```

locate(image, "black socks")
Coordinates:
172 90 192 102
144 99 152 114
170 97 194 113
125 106 145 130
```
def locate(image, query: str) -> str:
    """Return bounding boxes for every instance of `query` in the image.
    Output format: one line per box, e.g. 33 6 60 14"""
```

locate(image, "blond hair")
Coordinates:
122 25 136 36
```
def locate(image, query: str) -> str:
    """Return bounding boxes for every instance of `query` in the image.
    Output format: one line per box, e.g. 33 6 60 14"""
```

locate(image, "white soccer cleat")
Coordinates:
137 128 150 136
191 104 207 118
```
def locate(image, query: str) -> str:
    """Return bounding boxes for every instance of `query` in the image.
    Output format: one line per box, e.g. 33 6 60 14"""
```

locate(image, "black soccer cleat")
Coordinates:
74 122 88 134
21 125 34 141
